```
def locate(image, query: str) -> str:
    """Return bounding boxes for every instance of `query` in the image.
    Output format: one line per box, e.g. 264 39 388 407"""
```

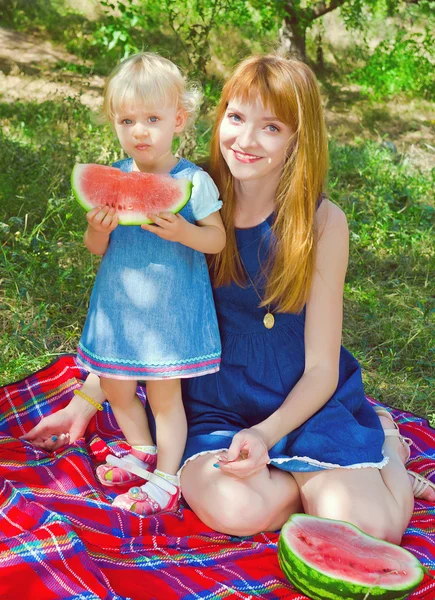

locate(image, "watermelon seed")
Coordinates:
297 533 313 547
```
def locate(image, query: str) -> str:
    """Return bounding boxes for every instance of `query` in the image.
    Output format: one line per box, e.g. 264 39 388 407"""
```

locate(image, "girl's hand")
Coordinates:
141 212 190 243
86 206 119 234
216 429 270 479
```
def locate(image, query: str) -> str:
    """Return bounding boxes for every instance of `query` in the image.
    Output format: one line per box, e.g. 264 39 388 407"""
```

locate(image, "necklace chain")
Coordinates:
239 255 275 329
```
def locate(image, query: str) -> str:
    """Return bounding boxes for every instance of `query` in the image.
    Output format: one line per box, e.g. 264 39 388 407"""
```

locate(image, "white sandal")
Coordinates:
408 470 435 500
374 406 435 501
373 406 413 463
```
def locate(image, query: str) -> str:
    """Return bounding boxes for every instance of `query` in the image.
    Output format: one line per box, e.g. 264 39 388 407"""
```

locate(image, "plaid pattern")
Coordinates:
0 355 434 599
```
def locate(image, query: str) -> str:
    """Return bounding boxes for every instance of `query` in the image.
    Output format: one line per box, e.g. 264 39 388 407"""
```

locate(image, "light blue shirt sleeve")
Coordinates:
189 170 223 221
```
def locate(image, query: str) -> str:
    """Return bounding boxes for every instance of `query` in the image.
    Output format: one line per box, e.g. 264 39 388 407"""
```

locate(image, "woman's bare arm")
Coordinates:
251 200 349 448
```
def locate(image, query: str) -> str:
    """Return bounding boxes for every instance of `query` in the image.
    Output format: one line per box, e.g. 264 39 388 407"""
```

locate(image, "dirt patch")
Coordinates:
324 92 435 170
0 27 103 109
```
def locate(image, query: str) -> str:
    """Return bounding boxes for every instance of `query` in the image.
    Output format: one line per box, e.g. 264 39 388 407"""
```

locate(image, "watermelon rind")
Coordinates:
71 164 193 226
278 514 424 600
71 164 95 213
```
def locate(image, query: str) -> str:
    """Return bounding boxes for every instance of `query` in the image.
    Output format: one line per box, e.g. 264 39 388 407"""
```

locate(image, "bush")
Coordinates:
350 30 435 99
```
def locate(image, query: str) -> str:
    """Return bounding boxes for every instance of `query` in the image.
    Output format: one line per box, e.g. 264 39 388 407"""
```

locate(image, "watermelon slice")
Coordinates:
278 514 424 600
71 163 192 225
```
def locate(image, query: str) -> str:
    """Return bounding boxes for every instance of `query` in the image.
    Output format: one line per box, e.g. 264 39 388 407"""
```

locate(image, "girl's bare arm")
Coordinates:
141 210 226 254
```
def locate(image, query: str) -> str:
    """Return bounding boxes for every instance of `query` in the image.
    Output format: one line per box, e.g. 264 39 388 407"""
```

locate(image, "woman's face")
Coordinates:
219 97 293 183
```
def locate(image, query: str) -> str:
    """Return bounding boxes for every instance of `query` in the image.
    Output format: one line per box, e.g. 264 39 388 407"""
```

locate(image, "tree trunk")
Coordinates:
316 29 324 68
278 12 307 60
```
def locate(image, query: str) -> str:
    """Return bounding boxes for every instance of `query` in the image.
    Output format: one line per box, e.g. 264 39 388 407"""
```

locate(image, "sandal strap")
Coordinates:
374 406 413 461
106 455 177 493
408 470 435 498
383 430 413 446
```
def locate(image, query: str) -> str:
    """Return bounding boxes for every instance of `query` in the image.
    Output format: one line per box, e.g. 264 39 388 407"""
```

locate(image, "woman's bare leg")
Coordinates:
180 453 302 536
100 378 153 447
292 418 415 545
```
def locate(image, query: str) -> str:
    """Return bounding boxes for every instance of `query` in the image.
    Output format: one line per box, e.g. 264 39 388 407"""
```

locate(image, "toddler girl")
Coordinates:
76 52 225 516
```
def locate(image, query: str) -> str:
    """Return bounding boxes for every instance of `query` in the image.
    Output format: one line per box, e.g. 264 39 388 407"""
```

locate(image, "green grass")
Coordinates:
329 141 434 421
1 92 433 425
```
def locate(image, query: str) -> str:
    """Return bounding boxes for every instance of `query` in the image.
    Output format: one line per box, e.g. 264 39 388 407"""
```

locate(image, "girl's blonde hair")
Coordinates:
209 54 328 313
102 52 202 128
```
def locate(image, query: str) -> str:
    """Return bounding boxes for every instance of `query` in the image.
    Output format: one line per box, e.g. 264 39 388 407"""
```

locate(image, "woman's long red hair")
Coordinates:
209 54 328 313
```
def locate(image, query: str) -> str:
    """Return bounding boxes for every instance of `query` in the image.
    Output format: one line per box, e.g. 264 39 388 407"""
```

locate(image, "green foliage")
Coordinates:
91 0 253 81
349 30 435 99
0 0 69 30
90 0 145 60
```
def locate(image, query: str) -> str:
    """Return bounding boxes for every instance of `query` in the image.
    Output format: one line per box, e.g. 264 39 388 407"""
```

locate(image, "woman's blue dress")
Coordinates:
180 213 386 473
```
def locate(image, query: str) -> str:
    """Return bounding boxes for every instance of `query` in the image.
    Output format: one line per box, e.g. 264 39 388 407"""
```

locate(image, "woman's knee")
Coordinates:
348 514 403 545
296 470 408 545
191 487 271 536
312 498 404 545
183 471 298 536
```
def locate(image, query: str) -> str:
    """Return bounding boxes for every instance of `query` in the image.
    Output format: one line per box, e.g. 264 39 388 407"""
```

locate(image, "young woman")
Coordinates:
22 54 435 541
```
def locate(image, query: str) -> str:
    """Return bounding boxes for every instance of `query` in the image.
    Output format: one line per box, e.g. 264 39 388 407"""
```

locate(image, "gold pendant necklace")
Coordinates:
240 256 275 329
263 312 275 329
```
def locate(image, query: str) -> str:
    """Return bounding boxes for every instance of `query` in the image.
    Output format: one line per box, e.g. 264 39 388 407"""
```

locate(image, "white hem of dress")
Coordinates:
76 357 220 381
177 448 389 478
269 454 389 470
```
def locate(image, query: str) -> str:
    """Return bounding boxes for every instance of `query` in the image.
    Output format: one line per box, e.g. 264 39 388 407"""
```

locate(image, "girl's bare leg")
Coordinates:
180 453 302 536
100 378 153 446
291 419 415 545
80 373 106 404
110 379 184 515
146 379 186 475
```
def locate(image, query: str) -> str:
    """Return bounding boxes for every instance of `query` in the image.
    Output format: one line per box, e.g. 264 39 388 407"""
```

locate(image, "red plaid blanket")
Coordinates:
0 355 434 599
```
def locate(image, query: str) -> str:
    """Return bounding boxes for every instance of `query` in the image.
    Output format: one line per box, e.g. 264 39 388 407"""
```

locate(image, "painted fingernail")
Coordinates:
51 435 58 442
213 463 220 469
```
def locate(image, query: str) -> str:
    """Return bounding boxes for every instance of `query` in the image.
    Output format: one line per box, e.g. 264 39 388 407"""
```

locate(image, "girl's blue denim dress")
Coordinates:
77 158 222 380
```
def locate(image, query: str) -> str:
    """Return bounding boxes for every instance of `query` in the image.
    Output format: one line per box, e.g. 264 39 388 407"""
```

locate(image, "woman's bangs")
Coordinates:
224 65 294 126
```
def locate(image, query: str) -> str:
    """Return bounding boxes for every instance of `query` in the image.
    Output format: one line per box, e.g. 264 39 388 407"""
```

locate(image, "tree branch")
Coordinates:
311 0 350 19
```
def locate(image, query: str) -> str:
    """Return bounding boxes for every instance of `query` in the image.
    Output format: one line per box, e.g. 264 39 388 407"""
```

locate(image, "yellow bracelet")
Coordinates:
74 388 104 411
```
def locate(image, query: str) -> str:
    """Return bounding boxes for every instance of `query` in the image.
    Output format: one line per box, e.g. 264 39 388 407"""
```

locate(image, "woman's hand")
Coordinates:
20 407 86 451
216 429 270 479
20 374 102 451
86 205 119 234
141 212 190 243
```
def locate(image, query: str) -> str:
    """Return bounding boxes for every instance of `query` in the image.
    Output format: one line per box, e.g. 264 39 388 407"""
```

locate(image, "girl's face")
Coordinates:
113 103 186 172
219 98 293 183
